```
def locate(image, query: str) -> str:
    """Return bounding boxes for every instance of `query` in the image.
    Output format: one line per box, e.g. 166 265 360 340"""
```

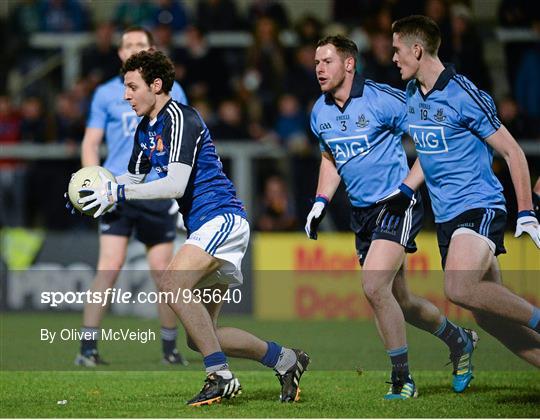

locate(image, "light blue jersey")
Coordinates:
86 76 188 180
405 66 505 222
310 73 409 208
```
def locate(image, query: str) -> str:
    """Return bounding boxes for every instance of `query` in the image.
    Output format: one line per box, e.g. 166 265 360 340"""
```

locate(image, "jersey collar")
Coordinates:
416 64 456 100
324 72 365 112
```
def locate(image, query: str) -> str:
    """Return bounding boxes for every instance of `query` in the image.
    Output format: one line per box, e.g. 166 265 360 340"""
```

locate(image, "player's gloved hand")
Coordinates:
64 192 77 215
376 183 414 216
78 171 126 218
305 195 328 240
514 210 540 248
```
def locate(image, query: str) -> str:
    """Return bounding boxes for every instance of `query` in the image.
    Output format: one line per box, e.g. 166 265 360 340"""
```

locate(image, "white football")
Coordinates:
68 166 116 216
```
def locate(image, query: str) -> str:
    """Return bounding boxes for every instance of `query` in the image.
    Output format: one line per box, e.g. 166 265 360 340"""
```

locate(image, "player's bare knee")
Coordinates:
444 282 472 307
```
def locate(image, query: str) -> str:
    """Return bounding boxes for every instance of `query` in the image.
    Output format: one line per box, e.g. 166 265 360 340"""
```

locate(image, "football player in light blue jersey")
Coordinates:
391 15 540 369
306 35 474 399
75 27 189 367
79 50 310 406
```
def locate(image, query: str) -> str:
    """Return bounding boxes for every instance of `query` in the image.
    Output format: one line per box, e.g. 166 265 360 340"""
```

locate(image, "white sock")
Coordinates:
274 347 297 375
214 369 233 379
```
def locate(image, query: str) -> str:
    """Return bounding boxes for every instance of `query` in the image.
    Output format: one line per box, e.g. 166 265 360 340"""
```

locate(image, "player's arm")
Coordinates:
81 128 104 167
486 125 540 246
305 151 341 240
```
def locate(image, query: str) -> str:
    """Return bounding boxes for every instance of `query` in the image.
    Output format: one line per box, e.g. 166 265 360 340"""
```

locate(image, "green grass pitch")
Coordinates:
1 312 539 417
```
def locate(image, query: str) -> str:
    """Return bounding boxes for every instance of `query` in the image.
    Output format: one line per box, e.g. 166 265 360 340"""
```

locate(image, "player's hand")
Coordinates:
305 196 328 240
78 171 126 218
514 210 540 248
376 183 414 216
64 192 77 215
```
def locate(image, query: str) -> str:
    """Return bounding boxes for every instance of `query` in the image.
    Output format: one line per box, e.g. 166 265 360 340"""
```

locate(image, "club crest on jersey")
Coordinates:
434 108 446 122
326 134 370 163
356 114 369 128
409 125 448 154
319 122 332 131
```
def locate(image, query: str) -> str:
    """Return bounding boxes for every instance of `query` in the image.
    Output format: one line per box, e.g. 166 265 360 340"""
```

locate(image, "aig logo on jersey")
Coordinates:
327 135 370 163
409 125 448 154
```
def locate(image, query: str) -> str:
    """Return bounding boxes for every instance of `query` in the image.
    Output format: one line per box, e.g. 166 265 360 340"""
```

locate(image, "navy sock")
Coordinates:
161 327 177 354
433 318 468 354
387 346 409 378
80 327 99 354
529 307 540 334
260 341 282 368
203 351 228 374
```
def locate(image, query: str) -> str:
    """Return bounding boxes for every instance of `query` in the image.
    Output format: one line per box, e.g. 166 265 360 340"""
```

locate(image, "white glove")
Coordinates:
305 200 327 240
514 212 540 248
168 200 187 231
78 172 125 218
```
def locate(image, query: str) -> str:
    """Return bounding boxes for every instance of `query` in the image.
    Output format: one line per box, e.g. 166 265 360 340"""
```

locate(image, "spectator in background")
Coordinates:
424 0 453 61
0 96 25 227
515 42 540 137
153 23 177 58
212 99 250 141
114 0 156 29
52 92 85 146
284 43 320 110
153 0 189 31
497 96 531 139
274 94 309 154
20 97 49 143
82 22 122 88
244 16 287 128
247 0 289 30
498 0 540 94
174 25 231 103
196 0 244 31
40 0 90 32
256 175 297 231
361 30 404 89
449 4 492 92
295 15 323 45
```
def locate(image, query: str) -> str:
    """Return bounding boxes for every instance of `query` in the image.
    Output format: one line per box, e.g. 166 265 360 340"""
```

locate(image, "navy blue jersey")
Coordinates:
128 99 246 233
405 66 505 222
87 76 187 179
310 73 409 207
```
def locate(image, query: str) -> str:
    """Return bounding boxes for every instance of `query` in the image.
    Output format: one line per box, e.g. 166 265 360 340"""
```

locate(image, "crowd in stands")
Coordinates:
0 0 539 231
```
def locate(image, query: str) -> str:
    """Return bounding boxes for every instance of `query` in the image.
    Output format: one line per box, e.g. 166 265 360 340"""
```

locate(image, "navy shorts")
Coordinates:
436 208 507 269
99 199 177 246
351 192 424 266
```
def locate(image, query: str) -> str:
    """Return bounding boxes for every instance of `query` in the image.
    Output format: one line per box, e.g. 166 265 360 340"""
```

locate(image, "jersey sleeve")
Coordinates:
164 104 203 166
127 125 151 175
310 104 331 154
171 81 189 106
86 87 108 129
376 86 408 135
458 86 501 139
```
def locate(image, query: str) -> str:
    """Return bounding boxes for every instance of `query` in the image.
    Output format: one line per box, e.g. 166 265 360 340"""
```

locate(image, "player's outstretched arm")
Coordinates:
486 125 540 247
81 127 104 167
305 152 341 240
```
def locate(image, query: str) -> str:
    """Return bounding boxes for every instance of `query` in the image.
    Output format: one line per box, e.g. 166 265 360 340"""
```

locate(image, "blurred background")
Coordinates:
0 0 539 327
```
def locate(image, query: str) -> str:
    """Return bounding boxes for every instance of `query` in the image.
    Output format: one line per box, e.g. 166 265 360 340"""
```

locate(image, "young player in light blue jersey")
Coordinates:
391 15 540 368
75 27 189 367
306 35 476 400
79 50 310 406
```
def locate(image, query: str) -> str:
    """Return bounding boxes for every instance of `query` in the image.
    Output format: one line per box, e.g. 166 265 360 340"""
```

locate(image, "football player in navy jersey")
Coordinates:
79 50 310 406
391 15 540 369
307 35 474 399
75 26 189 367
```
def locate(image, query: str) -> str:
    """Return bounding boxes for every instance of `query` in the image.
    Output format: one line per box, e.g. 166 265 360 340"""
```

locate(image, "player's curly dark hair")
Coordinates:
316 35 358 62
392 15 441 56
121 49 175 94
